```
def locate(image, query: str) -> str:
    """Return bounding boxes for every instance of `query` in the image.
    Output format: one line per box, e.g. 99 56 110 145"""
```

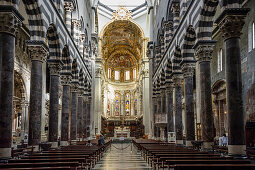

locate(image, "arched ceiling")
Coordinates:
101 20 144 66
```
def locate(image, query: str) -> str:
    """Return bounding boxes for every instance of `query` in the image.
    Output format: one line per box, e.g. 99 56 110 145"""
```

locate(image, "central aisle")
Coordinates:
93 143 152 170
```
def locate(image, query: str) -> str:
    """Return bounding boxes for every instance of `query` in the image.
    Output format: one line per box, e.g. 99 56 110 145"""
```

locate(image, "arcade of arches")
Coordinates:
0 0 255 161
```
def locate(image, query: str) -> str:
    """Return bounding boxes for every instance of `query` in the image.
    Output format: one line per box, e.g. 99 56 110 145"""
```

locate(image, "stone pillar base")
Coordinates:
202 142 213 149
186 140 193 147
228 145 246 156
60 141 68 146
0 148 11 158
176 140 183 145
50 142 58 148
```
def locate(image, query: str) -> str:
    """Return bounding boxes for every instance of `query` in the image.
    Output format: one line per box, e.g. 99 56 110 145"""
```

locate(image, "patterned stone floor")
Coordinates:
93 143 152 170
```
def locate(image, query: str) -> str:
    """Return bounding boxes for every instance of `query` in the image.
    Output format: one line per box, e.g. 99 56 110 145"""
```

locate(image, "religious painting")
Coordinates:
115 92 120 116
108 54 135 68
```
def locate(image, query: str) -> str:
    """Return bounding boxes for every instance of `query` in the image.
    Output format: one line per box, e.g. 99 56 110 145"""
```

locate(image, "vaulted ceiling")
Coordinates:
101 20 143 67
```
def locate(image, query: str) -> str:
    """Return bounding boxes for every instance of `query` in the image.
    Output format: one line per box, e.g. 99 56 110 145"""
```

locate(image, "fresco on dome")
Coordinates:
108 54 135 68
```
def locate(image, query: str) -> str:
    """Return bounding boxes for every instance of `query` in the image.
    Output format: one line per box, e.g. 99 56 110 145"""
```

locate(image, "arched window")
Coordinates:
115 92 120 116
108 68 111 79
115 70 120 81
133 68 136 79
217 48 223 73
125 70 130 81
125 93 130 115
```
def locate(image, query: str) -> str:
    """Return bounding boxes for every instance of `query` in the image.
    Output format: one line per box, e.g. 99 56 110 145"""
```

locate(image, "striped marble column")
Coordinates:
171 2 180 32
164 21 173 51
64 2 74 34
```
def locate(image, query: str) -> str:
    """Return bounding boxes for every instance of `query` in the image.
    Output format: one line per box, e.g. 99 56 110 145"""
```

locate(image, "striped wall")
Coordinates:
152 0 243 83
0 0 93 82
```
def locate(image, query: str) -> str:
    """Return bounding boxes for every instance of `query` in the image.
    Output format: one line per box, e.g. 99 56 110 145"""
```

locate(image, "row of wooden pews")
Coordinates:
133 139 255 170
0 140 112 170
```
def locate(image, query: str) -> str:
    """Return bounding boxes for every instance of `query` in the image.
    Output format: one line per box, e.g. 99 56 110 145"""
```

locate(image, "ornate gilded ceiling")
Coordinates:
101 19 144 67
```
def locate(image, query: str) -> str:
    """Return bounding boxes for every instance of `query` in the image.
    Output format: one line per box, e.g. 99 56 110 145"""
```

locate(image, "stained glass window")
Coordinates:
125 93 130 115
115 92 120 116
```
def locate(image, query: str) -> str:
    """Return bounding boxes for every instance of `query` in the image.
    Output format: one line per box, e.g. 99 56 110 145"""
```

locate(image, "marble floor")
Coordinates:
93 143 152 170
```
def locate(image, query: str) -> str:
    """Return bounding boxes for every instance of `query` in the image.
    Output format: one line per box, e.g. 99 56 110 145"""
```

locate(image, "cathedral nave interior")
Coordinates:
0 0 255 169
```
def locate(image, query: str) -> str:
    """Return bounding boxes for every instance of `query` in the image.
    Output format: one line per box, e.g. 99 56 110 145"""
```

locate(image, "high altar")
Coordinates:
114 127 130 139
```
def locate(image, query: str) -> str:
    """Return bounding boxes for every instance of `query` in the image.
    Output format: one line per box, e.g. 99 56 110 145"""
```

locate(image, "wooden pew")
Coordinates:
0 162 79 169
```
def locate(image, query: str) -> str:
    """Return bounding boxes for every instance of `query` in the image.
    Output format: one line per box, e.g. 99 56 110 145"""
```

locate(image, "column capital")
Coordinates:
60 74 72 86
71 82 79 92
171 2 180 13
194 40 216 63
64 2 74 12
165 84 174 93
172 74 182 87
78 89 84 97
0 5 23 36
215 8 249 40
164 20 173 28
48 62 63 76
181 62 195 78
26 41 49 62
79 33 85 42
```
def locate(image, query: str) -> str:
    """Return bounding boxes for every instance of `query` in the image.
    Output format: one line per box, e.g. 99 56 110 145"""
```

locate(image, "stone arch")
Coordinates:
62 45 72 74
172 46 182 74
21 0 45 40
71 59 79 83
211 79 227 137
14 71 27 100
46 24 61 61
182 25 196 62
166 0 174 21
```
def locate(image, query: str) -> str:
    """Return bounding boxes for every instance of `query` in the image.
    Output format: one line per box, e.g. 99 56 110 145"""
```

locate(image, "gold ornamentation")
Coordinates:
112 7 132 21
